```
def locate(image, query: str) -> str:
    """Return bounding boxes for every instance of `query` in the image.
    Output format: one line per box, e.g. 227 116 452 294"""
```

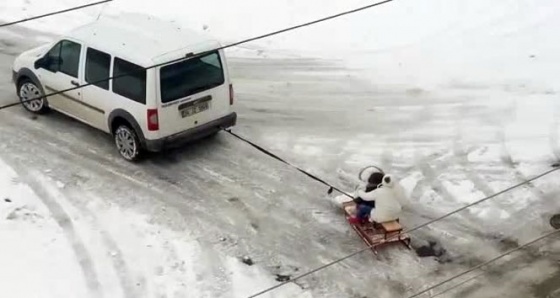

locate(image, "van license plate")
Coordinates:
181 102 209 118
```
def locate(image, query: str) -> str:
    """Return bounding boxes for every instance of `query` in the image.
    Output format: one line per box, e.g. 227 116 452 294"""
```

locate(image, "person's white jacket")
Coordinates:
356 174 402 223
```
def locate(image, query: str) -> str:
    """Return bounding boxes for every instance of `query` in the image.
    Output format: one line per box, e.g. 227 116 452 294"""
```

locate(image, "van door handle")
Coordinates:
70 80 79 87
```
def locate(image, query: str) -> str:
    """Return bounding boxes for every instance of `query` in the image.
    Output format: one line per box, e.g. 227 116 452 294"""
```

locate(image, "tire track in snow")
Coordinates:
142 138 374 290
452 116 505 215
498 128 545 200
496 126 560 233
77 193 141 298
191 238 233 297
0 114 333 274
11 170 103 298
452 142 495 197
0 116 208 222
0 118 213 297
412 150 491 239
151 235 190 298
409 151 446 202
449 114 536 242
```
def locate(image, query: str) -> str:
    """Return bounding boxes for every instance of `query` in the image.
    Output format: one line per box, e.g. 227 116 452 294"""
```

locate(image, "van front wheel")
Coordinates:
114 125 141 161
18 79 49 114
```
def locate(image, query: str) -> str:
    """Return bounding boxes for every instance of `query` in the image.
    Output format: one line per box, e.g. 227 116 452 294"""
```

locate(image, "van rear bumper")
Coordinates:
144 112 237 152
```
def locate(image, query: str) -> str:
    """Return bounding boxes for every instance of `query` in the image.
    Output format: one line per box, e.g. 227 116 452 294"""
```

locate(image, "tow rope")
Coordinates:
225 130 353 198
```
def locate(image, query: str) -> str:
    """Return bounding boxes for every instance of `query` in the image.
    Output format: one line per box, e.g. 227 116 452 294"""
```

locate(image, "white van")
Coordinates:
11 15 237 161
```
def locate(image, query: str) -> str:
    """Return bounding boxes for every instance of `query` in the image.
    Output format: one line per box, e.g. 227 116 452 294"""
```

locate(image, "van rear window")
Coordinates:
160 51 225 103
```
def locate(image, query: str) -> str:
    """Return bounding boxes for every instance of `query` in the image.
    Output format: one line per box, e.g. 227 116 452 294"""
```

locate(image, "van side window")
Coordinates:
43 42 62 72
42 40 81 77
112 58 146 104
59 40 81 78
85 48 111 90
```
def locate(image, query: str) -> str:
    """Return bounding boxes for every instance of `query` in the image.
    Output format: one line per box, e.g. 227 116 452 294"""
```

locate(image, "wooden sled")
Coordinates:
342 201 411 254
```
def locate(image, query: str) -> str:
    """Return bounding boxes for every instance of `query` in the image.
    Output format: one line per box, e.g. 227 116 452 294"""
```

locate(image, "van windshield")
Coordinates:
160 51 225 103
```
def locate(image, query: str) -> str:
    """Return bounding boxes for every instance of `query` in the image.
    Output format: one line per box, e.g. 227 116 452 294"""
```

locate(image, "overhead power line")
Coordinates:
0 0 113 28
408 228 560 298
1 0 397 111
247 166 560 297
429 271 486 298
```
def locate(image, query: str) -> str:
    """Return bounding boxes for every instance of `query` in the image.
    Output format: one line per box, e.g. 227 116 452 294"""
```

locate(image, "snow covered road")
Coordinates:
2 3 560 297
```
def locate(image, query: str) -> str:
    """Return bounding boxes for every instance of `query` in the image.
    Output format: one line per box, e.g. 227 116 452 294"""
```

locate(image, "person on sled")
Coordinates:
348 171 384 224
349 173 403 225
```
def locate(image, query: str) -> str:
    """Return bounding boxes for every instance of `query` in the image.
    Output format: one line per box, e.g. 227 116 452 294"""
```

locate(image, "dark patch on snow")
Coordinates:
227 197 239 202
415 244 437 257
271 265 301 283
250 222 259 230
0 40 15 49
30 115 38 120
414 240 450 262
219 237 227 242
154 174 179 186
276 274 291 282
550 214 560 230
6 210 19 220
4 198 11 203
488 233 521 252
415 240 441 256
406 88 425 96
499 237 520 251
553 163 560 168
241 256 254 266
5 207 41 222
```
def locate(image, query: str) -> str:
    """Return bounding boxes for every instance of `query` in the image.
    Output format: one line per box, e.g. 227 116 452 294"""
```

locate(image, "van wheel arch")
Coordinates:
16 68 44 91
108 109 147 149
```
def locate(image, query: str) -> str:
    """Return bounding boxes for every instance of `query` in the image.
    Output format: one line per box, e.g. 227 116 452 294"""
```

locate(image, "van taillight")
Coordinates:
229 84 234 105
147 109 159 131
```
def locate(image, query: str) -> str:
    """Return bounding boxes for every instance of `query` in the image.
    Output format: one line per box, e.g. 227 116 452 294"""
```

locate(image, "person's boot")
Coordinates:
348 216 362 225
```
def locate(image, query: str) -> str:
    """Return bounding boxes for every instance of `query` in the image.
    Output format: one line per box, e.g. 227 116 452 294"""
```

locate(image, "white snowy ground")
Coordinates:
1 0 560 297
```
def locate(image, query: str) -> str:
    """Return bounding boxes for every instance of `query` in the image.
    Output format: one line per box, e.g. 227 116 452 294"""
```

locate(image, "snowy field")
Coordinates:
1 0 560 297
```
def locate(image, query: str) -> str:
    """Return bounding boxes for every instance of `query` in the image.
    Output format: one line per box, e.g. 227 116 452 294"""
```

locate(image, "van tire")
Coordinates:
114 125 142 162
18 78 49 114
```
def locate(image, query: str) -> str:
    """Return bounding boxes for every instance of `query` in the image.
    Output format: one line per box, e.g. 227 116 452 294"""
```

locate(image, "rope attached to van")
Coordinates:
225 129 354 198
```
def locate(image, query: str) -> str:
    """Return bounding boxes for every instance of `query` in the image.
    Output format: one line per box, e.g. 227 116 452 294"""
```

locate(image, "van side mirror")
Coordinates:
34 57 46 69
34 56 62 71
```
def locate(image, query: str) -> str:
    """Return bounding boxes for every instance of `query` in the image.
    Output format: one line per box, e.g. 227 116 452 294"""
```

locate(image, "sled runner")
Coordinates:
343 200 411 254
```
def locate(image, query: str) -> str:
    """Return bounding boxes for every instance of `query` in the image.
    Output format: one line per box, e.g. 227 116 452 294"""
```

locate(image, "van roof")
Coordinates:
66 15 222 67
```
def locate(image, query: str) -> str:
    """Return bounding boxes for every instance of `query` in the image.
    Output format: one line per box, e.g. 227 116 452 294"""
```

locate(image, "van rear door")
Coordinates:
156 50 230 137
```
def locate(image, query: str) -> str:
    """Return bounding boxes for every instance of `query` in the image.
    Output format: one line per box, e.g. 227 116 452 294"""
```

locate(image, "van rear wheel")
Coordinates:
114 125 141 161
